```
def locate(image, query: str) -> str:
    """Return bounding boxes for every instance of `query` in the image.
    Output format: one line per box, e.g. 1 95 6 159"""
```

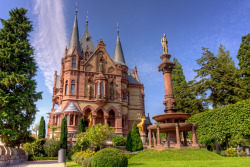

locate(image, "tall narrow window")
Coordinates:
72 56 76 68
65 81 68 95
127 92 129 104
57 116 60 126
100 82 104 95
67 115 69 125
71 80 75 95
122 92 125 100
96 82 100 95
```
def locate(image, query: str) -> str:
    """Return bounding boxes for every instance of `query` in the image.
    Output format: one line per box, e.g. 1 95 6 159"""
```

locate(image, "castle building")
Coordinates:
47 11 151 139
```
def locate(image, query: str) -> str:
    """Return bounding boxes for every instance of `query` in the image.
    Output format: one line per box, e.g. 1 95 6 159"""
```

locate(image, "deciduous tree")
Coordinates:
0 8 42 147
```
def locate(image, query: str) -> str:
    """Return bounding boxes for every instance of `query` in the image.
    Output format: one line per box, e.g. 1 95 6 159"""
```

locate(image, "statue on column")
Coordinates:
137 114 146 133
161 34 168 54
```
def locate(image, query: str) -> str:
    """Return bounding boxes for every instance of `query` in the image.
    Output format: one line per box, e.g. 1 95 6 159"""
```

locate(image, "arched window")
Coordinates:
100 82 104 95
97 82 100 95
65 80 68 95
72 56 76 68
71 80 75 95
127 92 129 104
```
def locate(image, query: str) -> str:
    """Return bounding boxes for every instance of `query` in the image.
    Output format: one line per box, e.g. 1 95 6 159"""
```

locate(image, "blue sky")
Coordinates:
1 0 250 132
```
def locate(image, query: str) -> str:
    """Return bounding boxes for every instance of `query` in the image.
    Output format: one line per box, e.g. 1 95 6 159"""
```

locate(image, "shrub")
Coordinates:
131 122 143 152
220 151 226 157
112 136 126 146
60 117 68 149
44 139 60 157
226 147 237 157
72 149 95 165
82 157 93 167
74 132 89 151
238 151 247 157
30 157 58 161
23 138 44 157
85 123 114 149
126 131 132 151
67 151 75 160
187 100 250 146
92 147 128 167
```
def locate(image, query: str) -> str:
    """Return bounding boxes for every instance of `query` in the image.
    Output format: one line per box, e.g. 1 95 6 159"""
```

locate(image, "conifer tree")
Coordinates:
38 116 46 139
78 118 85 134
0 8 42 147
60 117 68 149
194 45 240 109
236 33 250 99
172 58 204 115
131 122 143 152
126 131 132 151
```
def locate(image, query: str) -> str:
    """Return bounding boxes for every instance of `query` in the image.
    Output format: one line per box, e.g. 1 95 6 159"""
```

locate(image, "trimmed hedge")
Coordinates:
187 100 250 146
92 147 128 167
30 157 58 161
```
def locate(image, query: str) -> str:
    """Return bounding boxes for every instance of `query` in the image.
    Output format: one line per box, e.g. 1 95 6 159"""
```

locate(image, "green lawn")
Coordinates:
128 149 250 167
67 149 250 167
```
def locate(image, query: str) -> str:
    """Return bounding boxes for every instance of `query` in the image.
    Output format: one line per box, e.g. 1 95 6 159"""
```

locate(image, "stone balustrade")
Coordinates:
0 145 28 167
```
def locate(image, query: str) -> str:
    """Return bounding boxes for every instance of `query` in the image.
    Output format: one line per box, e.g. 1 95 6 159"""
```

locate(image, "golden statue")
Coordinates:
161 34 168 54
137 114 146 133
88 111 93 127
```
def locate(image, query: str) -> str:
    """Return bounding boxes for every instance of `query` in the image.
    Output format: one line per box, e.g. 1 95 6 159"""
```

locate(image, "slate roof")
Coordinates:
63 101 80 112
67 13 82 57
80 24 95 53
54 106 62 113
127 73 140 84
113 34 126 65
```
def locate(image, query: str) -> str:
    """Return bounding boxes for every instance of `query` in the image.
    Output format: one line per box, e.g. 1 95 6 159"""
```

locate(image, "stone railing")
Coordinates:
0 145 28 167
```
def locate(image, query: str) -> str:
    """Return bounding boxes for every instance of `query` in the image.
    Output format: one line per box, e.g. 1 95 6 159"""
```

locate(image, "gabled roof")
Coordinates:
63 101 80 112
80 23 95 54
113 34 126 66
128 73 140 84
67 13 82 57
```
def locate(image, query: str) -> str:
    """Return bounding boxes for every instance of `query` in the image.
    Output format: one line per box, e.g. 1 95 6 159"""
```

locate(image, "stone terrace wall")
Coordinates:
0 145 28 167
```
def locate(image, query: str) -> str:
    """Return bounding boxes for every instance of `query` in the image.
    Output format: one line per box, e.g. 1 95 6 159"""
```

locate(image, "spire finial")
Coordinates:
75 0 78 15
86 11 88 28
117 22 119 35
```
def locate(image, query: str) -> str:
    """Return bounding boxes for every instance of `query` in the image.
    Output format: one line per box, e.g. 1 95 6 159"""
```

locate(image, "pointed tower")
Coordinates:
113 24 126 66
67 10 82 56
80 12 95 53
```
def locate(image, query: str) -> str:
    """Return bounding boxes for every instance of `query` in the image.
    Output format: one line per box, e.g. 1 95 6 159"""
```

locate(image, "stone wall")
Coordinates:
0 145 28 167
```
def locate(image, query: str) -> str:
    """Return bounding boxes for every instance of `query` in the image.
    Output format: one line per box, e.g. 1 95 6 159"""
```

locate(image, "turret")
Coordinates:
113 23 126 66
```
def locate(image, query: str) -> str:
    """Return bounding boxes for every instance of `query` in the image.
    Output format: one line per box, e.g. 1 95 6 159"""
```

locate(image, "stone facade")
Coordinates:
47 12 149 139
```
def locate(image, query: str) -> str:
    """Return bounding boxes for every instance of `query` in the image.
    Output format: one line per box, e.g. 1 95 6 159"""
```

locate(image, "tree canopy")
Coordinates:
0 8 42 147
172 58 204 115
193 45 241 109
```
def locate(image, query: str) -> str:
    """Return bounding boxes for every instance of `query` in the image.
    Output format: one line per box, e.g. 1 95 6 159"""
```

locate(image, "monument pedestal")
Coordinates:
140 132 146 145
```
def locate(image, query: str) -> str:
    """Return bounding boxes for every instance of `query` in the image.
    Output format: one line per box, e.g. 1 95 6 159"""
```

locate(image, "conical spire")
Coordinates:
113 23 126 65
80 11 95 53
67 11 81 56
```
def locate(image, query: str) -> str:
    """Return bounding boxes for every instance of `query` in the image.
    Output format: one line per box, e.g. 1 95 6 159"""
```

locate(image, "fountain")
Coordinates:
147 34 199 149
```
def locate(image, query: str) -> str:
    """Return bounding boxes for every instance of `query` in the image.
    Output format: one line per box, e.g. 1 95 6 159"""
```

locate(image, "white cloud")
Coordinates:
32 0 67 93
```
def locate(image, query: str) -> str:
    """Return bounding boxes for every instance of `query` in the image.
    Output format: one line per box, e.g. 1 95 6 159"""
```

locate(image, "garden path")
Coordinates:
7 160 65 167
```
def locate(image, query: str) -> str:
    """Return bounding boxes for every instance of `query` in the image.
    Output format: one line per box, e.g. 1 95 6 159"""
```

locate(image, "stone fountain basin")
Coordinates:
152 112 191 122
147 122 197 133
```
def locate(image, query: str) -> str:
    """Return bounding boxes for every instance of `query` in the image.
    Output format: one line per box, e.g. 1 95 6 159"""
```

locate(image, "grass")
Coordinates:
66 149 250 167
128 148 250 167
66 160 81 167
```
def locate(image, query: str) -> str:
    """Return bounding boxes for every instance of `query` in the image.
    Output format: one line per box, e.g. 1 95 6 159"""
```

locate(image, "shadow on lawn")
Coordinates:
129 163 145 166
